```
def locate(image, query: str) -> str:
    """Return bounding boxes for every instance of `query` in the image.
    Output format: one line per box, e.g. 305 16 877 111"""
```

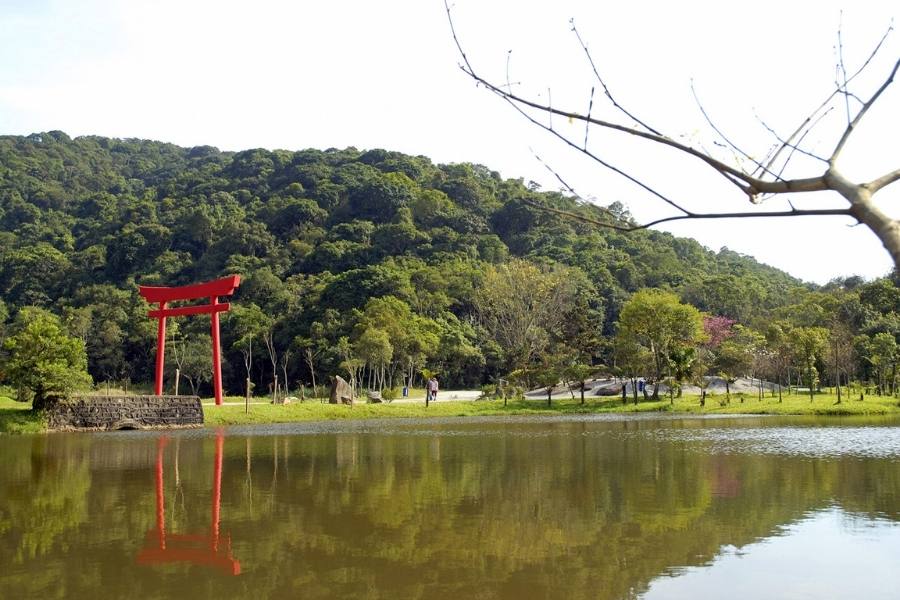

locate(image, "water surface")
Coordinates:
1 415 898 599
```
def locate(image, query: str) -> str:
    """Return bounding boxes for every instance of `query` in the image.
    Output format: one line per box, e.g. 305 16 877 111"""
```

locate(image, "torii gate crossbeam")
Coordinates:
139 276 241 405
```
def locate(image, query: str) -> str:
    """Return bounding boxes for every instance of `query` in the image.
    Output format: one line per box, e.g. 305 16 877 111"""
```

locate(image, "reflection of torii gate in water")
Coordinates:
138 275 241 405
136 432 241 575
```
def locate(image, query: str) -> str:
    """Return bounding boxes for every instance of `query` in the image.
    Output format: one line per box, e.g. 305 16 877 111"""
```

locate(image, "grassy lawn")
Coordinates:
202 390 900 427
0 392 46 434
642 390 900 416
2 389 898 434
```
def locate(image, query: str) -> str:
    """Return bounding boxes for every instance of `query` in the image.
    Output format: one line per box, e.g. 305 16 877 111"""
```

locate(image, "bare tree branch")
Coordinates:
837 14 853 126
848 20 895 81
531 150 632 226
584 86 594 150
691 81 780 181
755 112 831 166
445 1 900 265
529 153 851 232
498 83 695 215
521 197 852 232
830 57 900 165
869 169 900 194
767 22 894 174
461 41 838 200
569 19 664 136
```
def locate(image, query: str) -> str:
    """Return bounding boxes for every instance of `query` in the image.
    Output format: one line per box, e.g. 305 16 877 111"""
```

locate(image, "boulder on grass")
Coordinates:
329 376 354 406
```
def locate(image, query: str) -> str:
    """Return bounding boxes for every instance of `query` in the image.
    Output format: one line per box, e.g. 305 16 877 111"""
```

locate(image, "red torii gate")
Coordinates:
138 275 241 406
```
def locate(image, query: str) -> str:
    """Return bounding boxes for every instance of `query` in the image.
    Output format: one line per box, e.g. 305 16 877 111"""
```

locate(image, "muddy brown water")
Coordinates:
1 415 898 599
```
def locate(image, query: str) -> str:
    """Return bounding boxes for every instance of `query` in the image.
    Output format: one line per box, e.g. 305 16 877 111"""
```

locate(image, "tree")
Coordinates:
564 362 595 405
668 346 697 402
447 4 900 267
714 338 751 402
297 328 325 400
866 331 897 396
792 327 829 401
532 351 566 407
0 243 71 307
613 334 651 405
336 336 362 399
614 290 704 400
826 321 855 403
355 328 393 393
356 295 440 390
179 334 213 397
0 299 8 347
263 327 280 403
1 309 92 410
695 316 736 405
229 304 270 401
168 326 185 396
474 258 576 372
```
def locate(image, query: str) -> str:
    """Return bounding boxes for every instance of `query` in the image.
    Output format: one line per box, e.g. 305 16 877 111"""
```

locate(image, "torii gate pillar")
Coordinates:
139 276 241 405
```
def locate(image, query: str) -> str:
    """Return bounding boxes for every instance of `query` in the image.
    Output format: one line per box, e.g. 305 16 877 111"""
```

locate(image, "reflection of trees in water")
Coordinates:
0 436 91 563
0 423 899 598
217 426 900 600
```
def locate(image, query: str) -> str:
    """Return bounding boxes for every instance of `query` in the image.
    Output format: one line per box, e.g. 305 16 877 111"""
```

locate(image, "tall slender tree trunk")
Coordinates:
272 373 278 404
280 351 291 399
836 371 842 404
304 348 317 400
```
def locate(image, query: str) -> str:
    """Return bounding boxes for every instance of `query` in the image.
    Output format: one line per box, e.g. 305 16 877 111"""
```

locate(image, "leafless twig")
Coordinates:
445 1 900 264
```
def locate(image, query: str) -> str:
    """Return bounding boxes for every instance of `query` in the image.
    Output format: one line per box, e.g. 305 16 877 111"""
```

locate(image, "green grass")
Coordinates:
201 390 900 427
3 389 898 434
664 390 900 416
0 393 46 434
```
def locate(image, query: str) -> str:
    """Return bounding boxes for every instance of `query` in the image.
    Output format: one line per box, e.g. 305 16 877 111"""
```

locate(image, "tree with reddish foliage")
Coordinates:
694 316 736 405
703 316 736 349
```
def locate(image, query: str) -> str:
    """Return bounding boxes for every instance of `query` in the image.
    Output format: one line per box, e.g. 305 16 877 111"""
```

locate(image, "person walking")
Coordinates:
426 376 439 405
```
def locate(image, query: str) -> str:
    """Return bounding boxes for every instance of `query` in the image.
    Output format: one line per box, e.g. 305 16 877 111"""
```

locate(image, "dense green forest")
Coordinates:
0 131 896 399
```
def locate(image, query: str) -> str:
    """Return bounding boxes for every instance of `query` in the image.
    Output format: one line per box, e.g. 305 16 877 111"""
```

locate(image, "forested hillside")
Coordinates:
0 131 880 396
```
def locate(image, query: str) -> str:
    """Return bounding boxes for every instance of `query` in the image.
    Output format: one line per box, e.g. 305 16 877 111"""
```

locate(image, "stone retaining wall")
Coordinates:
47 395 204 431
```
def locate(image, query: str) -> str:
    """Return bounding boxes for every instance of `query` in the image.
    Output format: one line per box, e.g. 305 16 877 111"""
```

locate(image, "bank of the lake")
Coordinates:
201 392 900 427
4 391 900 434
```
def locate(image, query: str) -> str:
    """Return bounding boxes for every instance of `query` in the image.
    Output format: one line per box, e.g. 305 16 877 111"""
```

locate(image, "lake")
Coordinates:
1 415 898 599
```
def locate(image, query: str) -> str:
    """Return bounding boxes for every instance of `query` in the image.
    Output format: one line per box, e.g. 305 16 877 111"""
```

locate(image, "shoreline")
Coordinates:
3 392 899 435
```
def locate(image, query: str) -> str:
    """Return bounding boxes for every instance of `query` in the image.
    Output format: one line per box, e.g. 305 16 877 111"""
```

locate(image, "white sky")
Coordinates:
1 0 897 284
